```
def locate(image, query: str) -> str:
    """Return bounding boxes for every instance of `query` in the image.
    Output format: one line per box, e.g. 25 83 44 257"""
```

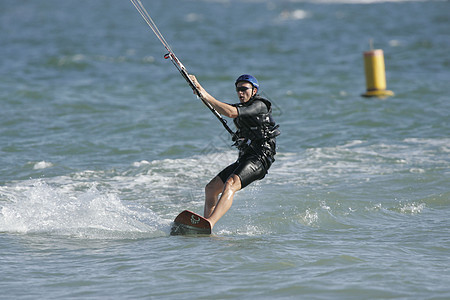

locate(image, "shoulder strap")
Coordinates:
253 96 272 112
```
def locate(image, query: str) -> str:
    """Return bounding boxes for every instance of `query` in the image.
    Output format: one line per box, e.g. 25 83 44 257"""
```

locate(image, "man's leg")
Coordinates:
206 174 242 228
204 176 224 219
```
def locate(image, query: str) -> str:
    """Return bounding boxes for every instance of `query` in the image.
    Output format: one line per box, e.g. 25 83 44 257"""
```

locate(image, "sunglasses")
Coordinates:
236 86 253 92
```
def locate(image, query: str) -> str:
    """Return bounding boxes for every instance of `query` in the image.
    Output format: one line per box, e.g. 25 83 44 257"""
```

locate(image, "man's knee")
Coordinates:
224 175 241 193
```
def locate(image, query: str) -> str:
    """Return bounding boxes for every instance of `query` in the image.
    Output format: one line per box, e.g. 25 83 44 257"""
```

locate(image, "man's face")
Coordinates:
236 82 257 103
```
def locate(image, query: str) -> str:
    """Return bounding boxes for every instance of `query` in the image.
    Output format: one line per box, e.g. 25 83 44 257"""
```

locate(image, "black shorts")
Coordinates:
217 156 269 189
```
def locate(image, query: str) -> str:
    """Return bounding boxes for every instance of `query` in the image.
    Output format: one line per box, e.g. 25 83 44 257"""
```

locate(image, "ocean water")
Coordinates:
1 0 449 299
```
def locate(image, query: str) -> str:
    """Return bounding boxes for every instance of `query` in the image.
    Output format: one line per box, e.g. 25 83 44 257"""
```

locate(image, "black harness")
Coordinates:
232 96 280 167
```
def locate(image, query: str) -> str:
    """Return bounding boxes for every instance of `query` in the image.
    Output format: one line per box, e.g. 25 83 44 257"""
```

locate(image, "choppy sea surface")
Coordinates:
1 0 449 299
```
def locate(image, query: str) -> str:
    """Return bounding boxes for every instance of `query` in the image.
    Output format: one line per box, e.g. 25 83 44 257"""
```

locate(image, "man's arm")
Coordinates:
189 75 238 118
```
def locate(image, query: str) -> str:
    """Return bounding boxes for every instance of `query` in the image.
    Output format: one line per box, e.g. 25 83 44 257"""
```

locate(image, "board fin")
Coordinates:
170 210 211 235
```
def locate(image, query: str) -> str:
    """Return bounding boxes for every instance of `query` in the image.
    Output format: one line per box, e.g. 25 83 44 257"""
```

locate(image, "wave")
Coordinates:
1 136 447 238
271 137 450 186
0 152 236 238
0 180 170 239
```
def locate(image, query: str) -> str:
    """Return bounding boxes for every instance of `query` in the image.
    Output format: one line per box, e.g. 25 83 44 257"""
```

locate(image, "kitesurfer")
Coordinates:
190 74 280 229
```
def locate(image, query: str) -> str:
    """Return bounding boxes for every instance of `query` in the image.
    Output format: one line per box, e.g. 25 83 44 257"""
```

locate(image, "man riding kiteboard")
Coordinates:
129 0 280 233
190 74 280 229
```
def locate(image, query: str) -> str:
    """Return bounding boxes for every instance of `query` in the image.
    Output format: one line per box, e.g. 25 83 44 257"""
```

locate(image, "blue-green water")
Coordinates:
1 0 449 299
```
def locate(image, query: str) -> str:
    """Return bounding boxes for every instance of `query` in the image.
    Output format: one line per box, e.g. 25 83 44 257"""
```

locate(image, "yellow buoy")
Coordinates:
362 49 394 98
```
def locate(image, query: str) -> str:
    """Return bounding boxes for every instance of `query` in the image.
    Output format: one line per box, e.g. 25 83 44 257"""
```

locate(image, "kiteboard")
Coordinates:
170 210 211 236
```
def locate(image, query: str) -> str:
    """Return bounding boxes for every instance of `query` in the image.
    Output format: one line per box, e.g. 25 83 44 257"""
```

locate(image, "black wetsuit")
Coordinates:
217 96 280 188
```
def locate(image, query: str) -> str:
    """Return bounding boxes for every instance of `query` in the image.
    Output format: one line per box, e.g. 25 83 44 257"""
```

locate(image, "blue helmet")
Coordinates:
235 74 259 90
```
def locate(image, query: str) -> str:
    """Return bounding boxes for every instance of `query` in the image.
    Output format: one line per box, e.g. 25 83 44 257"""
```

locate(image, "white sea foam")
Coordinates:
132 160 151 167
0 152 239 238
271 137 449 187
0 180 169 238
1 137 442 238
32 161 53 170
300 209 319 226
277 9 310 21
398 202 425 215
